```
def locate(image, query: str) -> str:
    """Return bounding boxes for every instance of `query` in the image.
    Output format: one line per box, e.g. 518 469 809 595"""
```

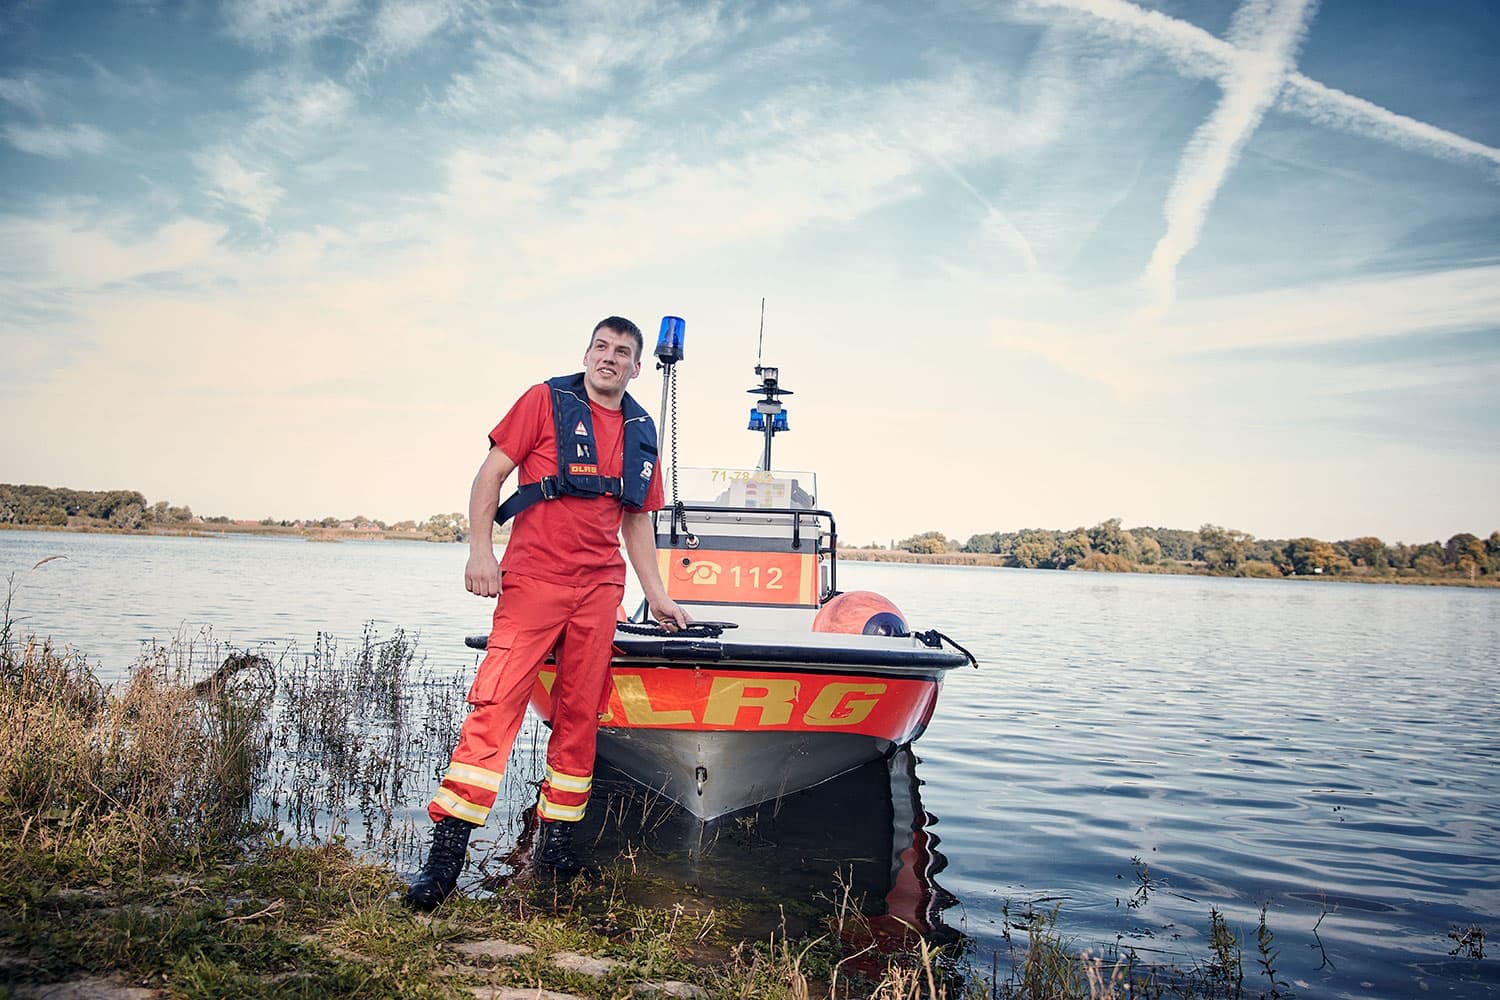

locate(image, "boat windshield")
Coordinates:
670 467 818 509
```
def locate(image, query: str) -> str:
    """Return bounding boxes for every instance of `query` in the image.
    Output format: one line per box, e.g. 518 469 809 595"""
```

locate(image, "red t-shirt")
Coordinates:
490 381 664 587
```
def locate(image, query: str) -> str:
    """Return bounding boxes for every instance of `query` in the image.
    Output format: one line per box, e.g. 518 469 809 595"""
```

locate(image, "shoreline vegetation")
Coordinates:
860 519 1500 588
1 597 1316 999
4 484 1496 589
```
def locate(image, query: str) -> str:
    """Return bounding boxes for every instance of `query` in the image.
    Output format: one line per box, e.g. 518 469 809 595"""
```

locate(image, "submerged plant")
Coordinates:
1206 906 1243 993
1256 905 1286 996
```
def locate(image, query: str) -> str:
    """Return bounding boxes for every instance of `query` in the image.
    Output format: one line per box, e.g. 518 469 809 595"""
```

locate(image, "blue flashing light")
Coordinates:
655 315 685 363
747 408 790 432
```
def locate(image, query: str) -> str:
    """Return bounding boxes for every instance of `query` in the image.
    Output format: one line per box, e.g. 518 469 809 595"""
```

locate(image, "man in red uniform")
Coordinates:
405 316 688 910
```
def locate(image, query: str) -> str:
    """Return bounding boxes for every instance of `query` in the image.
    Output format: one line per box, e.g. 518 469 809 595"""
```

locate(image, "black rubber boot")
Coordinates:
403 816 477 910
535 819 595 881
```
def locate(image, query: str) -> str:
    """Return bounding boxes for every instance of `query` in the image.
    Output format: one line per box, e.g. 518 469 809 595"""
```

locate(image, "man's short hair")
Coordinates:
592 316 644 361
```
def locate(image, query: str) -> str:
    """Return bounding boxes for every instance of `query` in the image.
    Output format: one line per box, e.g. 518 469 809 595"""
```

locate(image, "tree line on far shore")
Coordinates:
0 484 473 543
885 519 1500 582
7 485 1494 582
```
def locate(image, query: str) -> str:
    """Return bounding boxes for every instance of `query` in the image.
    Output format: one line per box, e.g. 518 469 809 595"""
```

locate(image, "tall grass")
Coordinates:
0 621 273 863
263 624 472 854
0 567 483 869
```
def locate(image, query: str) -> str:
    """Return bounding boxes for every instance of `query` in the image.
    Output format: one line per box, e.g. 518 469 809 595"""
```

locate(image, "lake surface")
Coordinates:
4 529 1498 998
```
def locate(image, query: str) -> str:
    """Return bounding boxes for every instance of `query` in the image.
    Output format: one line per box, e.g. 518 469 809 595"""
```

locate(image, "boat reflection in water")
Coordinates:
487 747 961 955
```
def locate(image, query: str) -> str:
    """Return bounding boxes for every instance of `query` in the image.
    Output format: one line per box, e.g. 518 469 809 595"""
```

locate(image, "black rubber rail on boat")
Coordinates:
615 621 737 638
911 629 981 669
463 621 736 651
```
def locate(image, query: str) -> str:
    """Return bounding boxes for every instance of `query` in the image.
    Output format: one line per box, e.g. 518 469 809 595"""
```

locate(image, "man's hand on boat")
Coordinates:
648 595 691 632
465 549 502 598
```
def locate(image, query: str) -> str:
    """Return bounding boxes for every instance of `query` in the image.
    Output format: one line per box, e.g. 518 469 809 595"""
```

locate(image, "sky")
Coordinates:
1 0 1497 548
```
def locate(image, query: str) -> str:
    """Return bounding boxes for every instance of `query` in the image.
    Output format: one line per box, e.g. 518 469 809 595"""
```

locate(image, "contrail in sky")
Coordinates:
927 151 1042 275
1281 74 1500 173
1143 0 1319 313
1014 0 1500 313
1012 1 1500 195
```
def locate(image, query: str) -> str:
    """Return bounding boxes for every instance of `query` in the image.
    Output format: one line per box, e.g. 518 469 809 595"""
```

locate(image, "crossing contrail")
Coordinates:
1014 0 1500 314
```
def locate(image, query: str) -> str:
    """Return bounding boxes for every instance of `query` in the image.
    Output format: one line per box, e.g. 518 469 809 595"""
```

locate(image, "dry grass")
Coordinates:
0 627 272 864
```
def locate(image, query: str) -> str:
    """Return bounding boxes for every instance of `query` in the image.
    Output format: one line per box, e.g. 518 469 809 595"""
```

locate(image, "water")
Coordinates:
4 530 1498 997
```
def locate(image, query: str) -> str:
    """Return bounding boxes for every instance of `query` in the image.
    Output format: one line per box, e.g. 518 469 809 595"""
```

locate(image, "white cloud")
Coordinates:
440 0 741 113
373 0 455 55
0 75 47 115
1160 263 1500 356
223 0 360 48
238 73 353 146
990 262 1500 397
347 0 466 80
4 122 108 157
194 145 286 222
187 75 353 224
0 203 228 292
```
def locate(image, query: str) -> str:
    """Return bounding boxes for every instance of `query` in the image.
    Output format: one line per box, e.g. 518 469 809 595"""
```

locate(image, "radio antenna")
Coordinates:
756 297 765 364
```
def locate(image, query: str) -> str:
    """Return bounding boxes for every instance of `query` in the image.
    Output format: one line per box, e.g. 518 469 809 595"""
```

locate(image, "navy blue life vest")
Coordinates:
494 373 658 526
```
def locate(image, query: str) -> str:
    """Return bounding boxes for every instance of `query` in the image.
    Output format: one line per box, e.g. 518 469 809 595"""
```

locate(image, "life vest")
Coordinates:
494 373 657 526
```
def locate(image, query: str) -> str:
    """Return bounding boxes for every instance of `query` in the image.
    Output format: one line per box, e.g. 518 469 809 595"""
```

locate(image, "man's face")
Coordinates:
582 327 641 398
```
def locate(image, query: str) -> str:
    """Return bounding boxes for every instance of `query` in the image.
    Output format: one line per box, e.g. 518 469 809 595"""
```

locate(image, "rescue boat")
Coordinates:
471 317 975 820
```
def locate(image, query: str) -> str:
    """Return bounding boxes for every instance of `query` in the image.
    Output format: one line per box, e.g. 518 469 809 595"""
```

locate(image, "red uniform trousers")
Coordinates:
428 572 623 826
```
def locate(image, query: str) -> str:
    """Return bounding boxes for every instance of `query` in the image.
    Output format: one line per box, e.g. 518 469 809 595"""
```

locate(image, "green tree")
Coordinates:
1014 540 1052 568
424 513 470 543
1137 527 1196 561
1413 554 1444 576
1283 537 1351 576
961 532 1002 554
1136 536 1162 565
1444 533 1480 567
897 530 950 554
1345 536 1388 572
1412 541 1444 567
1458 536 1492 577
1056 529 1091 569
1088 518 1139 561
1198 524 1253 574
109 502 145 529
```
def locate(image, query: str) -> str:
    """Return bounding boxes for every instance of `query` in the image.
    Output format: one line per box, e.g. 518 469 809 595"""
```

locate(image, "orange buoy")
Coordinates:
813 591 908 636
